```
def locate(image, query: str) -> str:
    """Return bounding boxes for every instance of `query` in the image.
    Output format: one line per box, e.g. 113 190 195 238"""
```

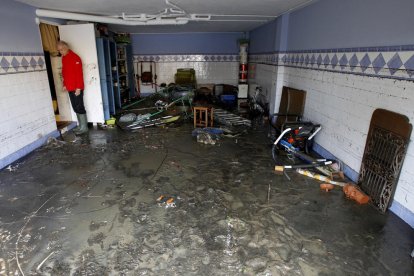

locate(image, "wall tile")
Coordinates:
250 45 414 81
0 71 56 162
250 47 414 221
134 55 239 88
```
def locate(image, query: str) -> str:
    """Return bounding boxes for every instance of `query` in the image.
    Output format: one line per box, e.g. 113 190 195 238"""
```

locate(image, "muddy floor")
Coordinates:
0 121 413 275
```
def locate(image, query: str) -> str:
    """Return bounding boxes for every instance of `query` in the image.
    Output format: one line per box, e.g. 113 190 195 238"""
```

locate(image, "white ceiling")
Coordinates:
16 0 316 33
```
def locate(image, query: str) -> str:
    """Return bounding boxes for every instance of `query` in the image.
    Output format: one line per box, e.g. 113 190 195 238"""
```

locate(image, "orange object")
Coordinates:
156 195 165 202
320 183 335 192
166 197 174 204
343 184 370 204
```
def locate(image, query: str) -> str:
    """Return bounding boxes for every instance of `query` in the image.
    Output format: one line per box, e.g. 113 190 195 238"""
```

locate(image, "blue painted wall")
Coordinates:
249 14 290 54
0 0 43 52
249 19 279 54
288 0 414 51
131 32 245 55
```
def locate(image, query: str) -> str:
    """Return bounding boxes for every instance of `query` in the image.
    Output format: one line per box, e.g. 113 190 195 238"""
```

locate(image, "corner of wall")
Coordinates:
312 142 359 182
0 129 60 170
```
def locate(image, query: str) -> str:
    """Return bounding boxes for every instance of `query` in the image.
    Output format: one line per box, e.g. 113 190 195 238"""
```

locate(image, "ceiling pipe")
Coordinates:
35 9 189 25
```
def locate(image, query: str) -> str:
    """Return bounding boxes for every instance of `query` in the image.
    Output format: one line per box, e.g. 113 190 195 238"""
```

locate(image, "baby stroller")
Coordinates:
271 121 322 165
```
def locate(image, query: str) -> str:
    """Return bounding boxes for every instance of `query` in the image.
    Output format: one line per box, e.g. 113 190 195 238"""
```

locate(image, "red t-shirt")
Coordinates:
62 50 84 91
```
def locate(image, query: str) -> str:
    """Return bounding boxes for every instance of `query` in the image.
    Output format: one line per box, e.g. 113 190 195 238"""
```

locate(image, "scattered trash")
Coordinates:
119 113 137 123
156 195 176 208
46 136 66 148
127 115 180 130
36 251 55 272
155 100 168 110
295 168 370 204
320 183 335 192
192 127 224 137
213 108 252 127
343 184 370 204
0 258 6 275
197 132 216 145
271 122 337 177
5 164 19 172
295 169 347 188
192 127 224 145
105 117 116 125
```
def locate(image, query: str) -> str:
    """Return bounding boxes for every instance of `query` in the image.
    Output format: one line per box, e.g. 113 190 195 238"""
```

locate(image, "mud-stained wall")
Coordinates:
277 67 414 224
0 72 57 164
0 0 58 169
249 0 414 227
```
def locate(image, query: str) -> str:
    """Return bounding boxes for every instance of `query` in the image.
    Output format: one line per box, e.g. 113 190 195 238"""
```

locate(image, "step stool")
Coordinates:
193 106 214 128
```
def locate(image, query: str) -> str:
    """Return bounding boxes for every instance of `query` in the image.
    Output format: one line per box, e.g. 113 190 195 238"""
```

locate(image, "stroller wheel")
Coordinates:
305 139 314 155
272 144 284 165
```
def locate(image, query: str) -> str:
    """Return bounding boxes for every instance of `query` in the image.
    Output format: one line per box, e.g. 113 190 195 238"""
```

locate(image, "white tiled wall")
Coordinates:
248 63 284 113
0 71 56 162
252 63 414 223
134 60 239 93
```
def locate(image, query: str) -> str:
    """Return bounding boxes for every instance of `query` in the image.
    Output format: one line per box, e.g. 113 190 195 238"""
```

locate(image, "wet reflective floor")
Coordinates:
0 122 413 275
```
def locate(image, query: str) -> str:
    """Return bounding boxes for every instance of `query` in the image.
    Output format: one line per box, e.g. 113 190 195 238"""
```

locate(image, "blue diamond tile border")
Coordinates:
0 52 44 75
387 53 403 75
372 53 386 74
248 44 414 81
359 54 371 72
2 47 412 81
135 54 239 63
331 54 338 69
404 54 414 77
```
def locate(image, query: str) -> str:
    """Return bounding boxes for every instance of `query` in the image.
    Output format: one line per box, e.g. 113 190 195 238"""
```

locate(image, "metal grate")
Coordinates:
359 128 407 212
358 109 411 213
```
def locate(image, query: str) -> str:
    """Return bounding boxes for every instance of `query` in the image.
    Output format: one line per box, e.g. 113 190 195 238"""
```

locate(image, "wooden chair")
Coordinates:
269 86 307 136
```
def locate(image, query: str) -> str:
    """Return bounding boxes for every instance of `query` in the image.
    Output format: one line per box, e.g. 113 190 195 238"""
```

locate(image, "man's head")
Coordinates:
57 40 70 56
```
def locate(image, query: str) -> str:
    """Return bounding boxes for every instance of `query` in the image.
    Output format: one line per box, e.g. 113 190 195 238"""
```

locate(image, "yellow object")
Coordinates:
275 166 284 172
106 117 116 125
296 168 347 187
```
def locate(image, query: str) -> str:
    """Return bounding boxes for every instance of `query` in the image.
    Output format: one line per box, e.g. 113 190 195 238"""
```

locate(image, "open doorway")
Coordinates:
38 22 74 129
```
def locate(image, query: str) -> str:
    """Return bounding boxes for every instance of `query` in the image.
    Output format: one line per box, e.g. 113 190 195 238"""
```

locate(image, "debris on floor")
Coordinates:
156 195 177 208
5 164 19 172
343 183 370 204
0 121 412 275
192 127 224 145
213 108 252 127
46 136 66 148
294 168 370 204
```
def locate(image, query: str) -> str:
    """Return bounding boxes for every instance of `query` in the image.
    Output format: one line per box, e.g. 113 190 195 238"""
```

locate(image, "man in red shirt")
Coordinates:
57 40 88 134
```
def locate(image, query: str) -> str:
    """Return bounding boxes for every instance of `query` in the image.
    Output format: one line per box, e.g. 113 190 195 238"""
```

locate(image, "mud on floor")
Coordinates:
0 123 413 275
